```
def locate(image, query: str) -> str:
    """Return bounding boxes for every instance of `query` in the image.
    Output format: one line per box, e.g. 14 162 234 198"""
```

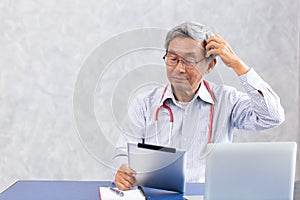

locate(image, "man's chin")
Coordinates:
171 81 193 90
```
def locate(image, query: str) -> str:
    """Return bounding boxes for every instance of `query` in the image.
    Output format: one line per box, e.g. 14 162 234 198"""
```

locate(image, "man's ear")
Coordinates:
206 58 217 74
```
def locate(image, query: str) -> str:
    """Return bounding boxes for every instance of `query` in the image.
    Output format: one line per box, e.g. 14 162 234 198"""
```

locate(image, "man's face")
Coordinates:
166 37 209 93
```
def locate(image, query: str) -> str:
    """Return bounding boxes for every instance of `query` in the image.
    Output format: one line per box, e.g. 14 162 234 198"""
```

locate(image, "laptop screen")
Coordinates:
205 142 297 200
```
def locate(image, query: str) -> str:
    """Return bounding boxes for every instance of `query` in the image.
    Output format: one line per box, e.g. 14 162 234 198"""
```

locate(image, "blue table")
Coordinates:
0 180 205 200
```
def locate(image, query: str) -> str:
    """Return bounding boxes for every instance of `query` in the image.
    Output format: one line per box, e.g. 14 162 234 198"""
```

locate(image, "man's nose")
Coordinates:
174 60 186 72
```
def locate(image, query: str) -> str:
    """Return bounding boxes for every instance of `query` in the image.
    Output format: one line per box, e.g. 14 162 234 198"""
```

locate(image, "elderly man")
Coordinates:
113 22 285 190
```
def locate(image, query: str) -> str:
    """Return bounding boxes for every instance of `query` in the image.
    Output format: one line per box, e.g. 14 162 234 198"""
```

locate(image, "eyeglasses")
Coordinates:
163 51 205 69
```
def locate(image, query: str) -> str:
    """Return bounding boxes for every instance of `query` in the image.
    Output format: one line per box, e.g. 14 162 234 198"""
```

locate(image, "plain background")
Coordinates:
0 0 299 192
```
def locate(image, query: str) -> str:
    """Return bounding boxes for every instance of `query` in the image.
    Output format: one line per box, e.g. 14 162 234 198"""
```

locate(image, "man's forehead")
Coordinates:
168 38 205 56
169 37 204 48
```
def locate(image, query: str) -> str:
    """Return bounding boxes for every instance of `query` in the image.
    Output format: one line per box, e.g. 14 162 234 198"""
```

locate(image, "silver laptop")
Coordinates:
205 142 297 200
128 142 186 192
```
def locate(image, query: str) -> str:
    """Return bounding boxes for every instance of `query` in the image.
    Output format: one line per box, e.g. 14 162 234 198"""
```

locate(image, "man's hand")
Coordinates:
114 164 136 191
205 34 250 76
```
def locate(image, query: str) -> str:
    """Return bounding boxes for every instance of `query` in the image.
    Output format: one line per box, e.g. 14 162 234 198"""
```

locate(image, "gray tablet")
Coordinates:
128 142 186 193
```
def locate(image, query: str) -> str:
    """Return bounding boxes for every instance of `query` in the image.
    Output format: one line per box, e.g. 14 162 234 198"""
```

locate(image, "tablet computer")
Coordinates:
128 142 186 193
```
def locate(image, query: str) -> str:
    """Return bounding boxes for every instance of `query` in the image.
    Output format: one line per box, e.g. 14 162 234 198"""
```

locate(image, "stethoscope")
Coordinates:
154 80 214 145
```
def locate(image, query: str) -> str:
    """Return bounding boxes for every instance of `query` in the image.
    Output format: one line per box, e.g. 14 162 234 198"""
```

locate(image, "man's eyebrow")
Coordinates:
184 52 197 56
167 49 176 54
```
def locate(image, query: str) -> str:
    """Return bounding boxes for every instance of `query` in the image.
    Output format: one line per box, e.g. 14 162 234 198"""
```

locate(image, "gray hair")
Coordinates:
164 22 215 58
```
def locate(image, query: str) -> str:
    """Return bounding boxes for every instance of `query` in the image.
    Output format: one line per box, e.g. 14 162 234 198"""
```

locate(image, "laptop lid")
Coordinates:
128 142 186 193
205 142 297 200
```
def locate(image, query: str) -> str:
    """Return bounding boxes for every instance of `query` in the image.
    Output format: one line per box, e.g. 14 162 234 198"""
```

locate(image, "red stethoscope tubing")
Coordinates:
155 80 214 143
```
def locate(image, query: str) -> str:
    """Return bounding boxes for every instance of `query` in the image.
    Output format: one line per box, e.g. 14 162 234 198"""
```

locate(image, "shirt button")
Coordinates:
243 82 247 85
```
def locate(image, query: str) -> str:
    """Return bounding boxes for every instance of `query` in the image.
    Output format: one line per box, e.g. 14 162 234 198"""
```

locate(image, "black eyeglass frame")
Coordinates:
163 51 206 69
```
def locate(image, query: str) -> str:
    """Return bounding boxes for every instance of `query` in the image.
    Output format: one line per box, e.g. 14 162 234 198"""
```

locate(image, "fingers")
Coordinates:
205 40 222 57
115 172 134 190
205 34 239 66
205 34 249 75
206 34 225 44
205 34 227 58
114 164 136 191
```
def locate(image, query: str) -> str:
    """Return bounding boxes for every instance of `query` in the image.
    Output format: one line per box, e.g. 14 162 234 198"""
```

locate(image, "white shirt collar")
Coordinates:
160 80 214 105
197 80 214 104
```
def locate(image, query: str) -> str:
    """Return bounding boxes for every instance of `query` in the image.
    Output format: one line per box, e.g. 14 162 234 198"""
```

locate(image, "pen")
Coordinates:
109 186 124 197
137 186 146 197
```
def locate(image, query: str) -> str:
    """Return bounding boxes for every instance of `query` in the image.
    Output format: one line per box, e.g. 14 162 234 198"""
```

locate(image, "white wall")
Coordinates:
0 0 299 192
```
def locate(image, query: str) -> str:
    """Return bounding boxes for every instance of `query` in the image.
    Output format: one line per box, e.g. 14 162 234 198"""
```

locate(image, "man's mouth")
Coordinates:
172 76 188 81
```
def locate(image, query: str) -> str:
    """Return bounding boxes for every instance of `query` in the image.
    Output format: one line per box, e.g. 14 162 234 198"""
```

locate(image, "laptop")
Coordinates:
205 142 297 200
128 142 186 193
